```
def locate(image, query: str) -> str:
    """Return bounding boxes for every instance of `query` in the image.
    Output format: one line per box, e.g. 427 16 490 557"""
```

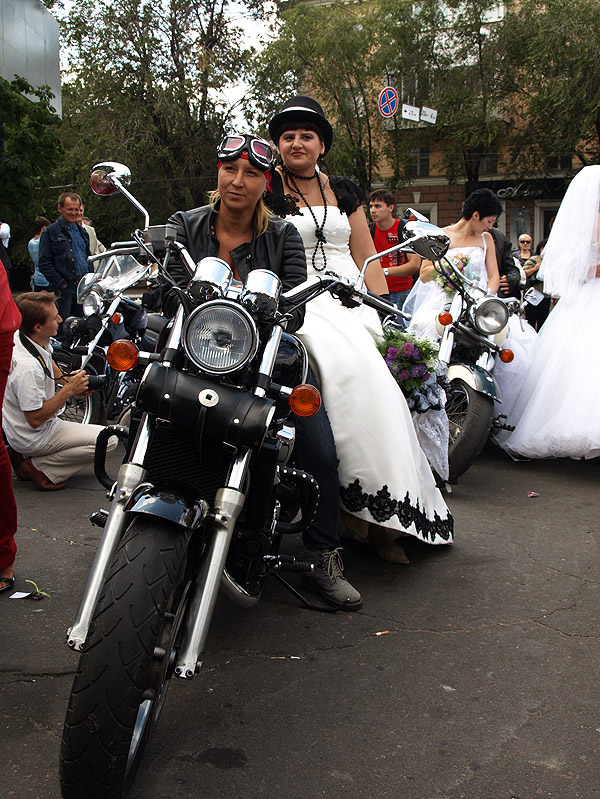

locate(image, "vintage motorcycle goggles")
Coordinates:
217 134 275 171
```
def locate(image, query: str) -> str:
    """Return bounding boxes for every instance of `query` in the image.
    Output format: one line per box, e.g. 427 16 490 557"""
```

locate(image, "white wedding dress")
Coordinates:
288 206 453 545
503 279 600 458
404 239 538 441
503 165 600 460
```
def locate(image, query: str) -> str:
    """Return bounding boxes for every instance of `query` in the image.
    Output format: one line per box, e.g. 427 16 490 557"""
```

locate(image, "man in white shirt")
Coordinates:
3 292 116 490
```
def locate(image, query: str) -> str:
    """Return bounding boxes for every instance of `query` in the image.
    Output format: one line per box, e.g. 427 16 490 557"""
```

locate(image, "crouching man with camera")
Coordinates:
2 292 116 490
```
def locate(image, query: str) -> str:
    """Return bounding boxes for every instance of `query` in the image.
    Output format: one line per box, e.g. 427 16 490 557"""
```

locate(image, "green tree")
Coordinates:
245 0 392 192
56 0 261 243
0 76 62 220
381 0 513 196
246 0 513 196
0 76 62 279
501 0 600 172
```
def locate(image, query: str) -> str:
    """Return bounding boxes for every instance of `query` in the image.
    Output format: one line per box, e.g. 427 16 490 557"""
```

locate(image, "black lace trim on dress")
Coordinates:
265 190 302 218
340 479 454 542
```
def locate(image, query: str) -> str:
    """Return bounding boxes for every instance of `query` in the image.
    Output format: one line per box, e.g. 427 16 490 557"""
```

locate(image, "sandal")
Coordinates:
0 568 15 594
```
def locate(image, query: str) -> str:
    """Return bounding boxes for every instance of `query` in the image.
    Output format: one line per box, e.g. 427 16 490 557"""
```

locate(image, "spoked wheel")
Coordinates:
60 517 192 799
446 377 494 481
53 350 104 425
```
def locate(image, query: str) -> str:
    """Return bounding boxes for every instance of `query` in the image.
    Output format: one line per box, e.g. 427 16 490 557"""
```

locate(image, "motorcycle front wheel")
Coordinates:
446 377 494 482
53 350 104 425
59 517 192 799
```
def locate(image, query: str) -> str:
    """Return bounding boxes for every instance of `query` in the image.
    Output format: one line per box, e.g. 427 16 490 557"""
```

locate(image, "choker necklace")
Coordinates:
283 164 319 181
284 165 328 272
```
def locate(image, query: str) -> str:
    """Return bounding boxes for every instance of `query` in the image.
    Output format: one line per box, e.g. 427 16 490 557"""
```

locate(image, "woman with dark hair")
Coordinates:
267 97 453 562
405 188 502 338
405 189 539 452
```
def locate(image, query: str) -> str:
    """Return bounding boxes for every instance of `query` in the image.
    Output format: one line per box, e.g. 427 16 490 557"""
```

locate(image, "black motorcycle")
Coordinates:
59 163 448 799
54 165 169 426
431 253 516 481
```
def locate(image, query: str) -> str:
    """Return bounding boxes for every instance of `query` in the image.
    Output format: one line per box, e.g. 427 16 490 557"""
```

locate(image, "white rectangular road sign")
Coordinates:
420 106 438 124
401 103 420 122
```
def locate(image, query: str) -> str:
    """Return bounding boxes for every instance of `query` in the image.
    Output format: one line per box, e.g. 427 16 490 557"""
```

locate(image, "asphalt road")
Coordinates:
2 443 599 799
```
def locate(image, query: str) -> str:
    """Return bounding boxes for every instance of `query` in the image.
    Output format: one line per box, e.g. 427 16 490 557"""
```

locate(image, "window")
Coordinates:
480 153 498 174
408 147 430 178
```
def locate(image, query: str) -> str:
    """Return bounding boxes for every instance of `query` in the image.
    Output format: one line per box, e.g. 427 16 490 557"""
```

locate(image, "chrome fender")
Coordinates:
447 363 500 401
126 487 209 529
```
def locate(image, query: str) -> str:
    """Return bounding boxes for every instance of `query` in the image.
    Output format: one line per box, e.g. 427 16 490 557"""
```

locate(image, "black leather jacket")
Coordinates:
489 227 522 299
167 204 307 332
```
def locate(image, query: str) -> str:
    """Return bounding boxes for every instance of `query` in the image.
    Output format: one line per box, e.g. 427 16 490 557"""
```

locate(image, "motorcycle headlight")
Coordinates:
471 297 509 335
77 272 101 304
183 301 258 374
82 291 102 317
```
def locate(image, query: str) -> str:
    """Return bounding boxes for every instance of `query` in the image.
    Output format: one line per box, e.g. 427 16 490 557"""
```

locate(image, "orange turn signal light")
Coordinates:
107 339 139 371
112 312 123 325
499 349 514 363
289 384 321 418
438 312 453 326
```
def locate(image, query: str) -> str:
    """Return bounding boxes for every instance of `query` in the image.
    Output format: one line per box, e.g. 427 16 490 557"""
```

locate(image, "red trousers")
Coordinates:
0 331 17 570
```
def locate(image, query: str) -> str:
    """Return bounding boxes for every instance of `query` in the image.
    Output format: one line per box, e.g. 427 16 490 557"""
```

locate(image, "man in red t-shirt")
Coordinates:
369 190 420 321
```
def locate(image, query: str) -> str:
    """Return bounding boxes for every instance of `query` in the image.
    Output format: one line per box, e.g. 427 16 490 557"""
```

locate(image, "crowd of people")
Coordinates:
1 96 599 606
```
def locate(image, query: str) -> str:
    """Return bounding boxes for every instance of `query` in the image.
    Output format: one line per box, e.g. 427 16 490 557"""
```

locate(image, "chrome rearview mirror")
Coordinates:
90 162 132 196
403 220 450 261
90 161 150 229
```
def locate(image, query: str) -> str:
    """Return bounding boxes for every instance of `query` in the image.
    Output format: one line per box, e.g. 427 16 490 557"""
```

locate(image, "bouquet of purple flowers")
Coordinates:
376 328 439 400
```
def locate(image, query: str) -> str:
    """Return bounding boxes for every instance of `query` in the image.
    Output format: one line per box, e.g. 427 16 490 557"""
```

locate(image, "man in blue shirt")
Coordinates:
38 192 91 340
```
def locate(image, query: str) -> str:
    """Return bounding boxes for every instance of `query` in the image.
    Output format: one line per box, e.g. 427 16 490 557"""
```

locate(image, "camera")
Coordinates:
86 373 109 391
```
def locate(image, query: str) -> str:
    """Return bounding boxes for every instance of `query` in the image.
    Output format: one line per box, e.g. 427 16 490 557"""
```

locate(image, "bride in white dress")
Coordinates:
404 191 538 447
268 97 453 556
504 165 600 459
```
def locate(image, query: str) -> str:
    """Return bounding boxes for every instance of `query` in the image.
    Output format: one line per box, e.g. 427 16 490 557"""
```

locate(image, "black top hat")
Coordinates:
268 96 334 154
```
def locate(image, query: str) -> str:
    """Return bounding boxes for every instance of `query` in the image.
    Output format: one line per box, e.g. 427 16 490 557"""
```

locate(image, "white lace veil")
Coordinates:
538 165 600 299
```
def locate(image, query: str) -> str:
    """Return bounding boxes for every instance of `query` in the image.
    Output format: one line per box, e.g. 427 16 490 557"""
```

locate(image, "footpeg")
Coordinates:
493 414 515 432
273 555 314 574
90 509 109 528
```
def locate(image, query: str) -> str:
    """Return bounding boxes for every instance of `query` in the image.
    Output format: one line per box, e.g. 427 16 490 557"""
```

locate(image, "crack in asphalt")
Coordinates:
476 528 600 585
20 525 98 549
0 670 76 683
530 619 600 639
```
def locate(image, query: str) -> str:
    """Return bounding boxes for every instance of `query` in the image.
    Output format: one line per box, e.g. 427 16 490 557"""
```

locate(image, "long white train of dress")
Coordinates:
503 277 600 459
404 243 538 443
288 206 453 545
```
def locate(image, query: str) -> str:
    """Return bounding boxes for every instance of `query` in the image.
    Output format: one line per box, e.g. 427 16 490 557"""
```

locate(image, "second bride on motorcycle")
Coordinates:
404 189 539 451
266 97 453 565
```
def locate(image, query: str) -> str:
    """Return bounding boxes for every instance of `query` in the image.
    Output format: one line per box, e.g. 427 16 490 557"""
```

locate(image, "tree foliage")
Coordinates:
245 0 389 192
56 0 262 243
501 0 600 173
245 0 513 196
0 76 62 279
0 76 62 222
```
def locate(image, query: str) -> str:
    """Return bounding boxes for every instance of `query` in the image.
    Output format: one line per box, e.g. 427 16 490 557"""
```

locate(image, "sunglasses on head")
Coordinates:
217 134 275 171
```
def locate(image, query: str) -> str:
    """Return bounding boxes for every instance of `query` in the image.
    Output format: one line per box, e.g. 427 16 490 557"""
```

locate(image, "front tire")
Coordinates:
59 517 191 799
446 378 494 481
54 350 104 425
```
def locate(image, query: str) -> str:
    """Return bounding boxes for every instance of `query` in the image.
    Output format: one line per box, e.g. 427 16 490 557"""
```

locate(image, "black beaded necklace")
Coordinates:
283 164 328 272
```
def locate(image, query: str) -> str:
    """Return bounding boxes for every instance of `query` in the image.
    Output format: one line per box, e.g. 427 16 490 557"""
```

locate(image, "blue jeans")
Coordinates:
292 368 341 552
389 289 412 328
